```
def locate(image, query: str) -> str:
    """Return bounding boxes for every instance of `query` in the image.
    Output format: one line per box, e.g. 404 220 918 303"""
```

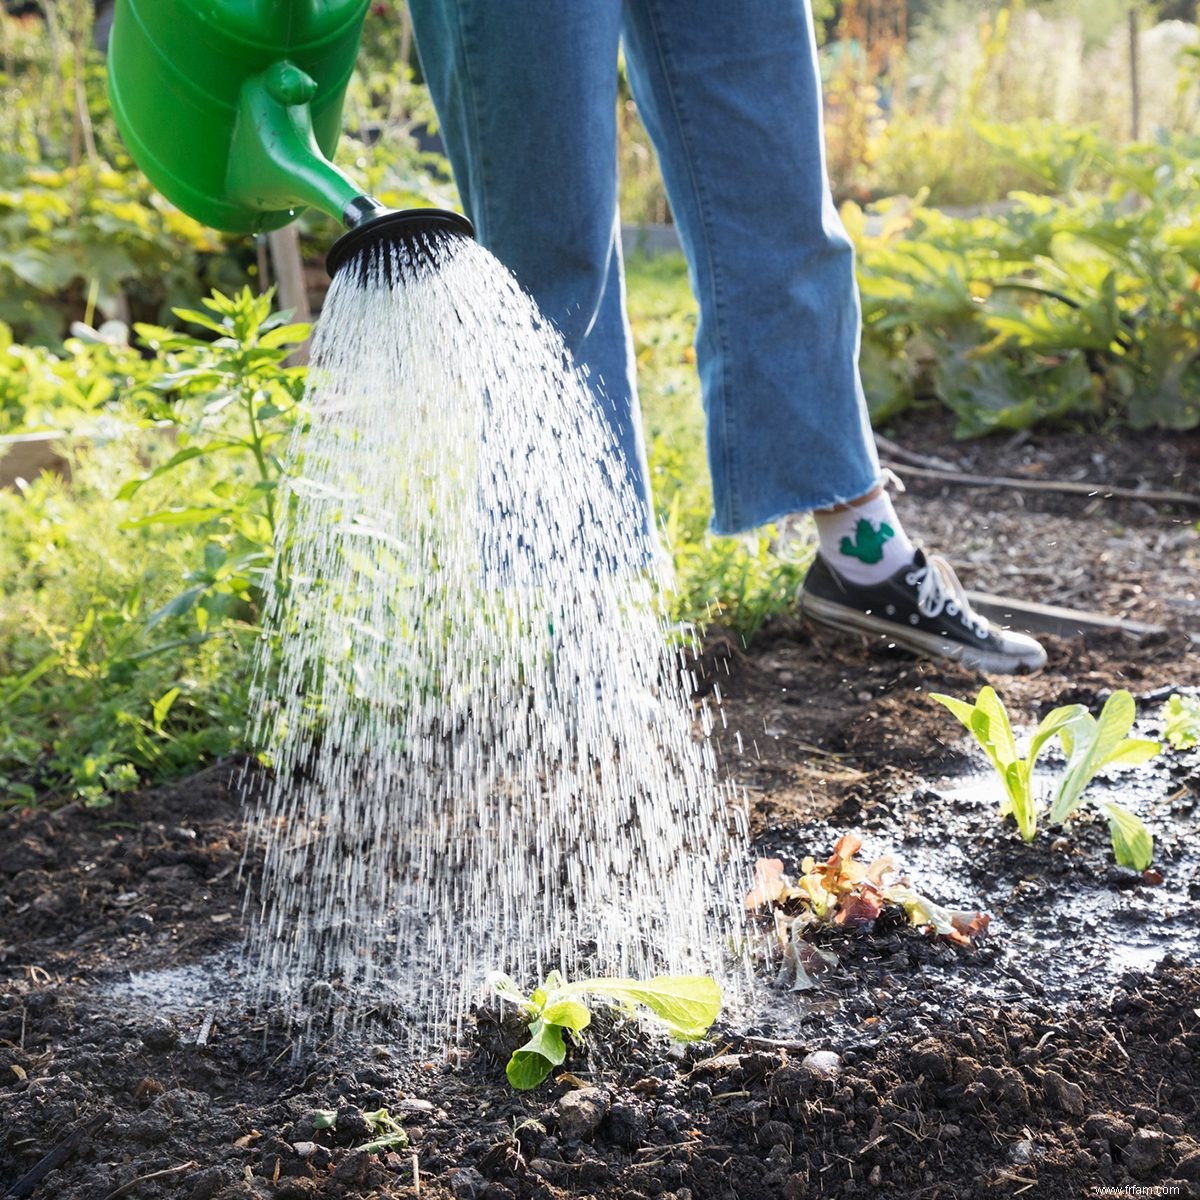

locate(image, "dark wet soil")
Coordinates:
2 423 1199 1200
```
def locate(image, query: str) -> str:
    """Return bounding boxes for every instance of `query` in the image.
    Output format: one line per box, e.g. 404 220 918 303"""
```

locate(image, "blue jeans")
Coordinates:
407 1 880 535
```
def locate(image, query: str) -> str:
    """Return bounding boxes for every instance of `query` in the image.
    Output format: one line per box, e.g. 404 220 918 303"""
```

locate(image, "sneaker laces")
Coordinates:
905 553 990 640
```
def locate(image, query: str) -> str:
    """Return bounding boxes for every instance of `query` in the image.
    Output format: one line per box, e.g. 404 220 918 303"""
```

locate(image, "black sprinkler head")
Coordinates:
326 203 476 281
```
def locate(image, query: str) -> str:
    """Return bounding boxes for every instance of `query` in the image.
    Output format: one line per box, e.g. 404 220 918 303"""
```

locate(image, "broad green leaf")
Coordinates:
1103 802 1154 871
541 999 592 1033
506 1018 566 1090
506 1050 557 1091
258 323 311 349
1100 738 1160 769
976 686 1018 767
930 692 977 730
1029 704 1089 764
561 975 721 1041
1052 690 1145 823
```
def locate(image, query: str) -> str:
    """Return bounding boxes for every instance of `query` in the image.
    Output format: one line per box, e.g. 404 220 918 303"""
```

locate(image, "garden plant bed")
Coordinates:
2 422 1199 1200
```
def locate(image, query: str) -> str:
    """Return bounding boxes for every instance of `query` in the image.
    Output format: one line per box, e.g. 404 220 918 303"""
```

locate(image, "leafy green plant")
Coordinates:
933 687 1160 869
119 286 308 637
932 686 1085 842
1048 691 1161 869
489 970 721 1090
849 134 1200 435
308 1107 408 1152
0 287 305 807
1161 693 1200 750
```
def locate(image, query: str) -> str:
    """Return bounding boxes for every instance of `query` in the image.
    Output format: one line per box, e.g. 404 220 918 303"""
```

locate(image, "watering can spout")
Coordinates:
226 60 363 226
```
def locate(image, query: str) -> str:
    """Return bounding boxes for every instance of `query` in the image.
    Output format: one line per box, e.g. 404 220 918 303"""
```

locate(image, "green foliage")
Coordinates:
850 134 1200 434
933 686 1160 869
1161 693 1200 750
490 970 721 1091
1049 691 1161 869
120 287 308 635
0 318 155 434
0 158 248 345
0 442 250 807
0 288 305 807
932 687 1086 842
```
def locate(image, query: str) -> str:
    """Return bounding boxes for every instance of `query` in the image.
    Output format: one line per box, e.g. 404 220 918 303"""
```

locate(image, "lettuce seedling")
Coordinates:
746 835 989 989
489 970 721 1090
934 686 1160 870
931 686 1086 842
1049 690 1160 870
1162 693 1200 751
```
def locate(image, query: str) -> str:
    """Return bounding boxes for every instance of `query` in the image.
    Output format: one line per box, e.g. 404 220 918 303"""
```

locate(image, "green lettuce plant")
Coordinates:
489 970 721 1091
933 687 1159 870
1161 693 1200 751
931 686 1085 843
1048 691 1160 871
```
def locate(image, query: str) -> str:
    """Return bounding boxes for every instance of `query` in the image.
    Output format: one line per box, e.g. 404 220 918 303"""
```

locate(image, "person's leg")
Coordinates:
620 0 1044 672
619 0 879 536
407 1 653 528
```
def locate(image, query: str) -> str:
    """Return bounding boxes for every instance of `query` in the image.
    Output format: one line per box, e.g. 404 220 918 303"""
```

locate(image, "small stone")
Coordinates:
527 1158 566 1184
800 1050 841 1082
1127 1129 1166 1178
555 1087 610 1140
448 1166 487 1198
292 1141 317 1158
331 1149 370 1185
1084 1114 1134 1146
868 1166 882 1186
910 1038 952 1082
141 1017 177 1052
396 1097 436 1118
1043 1070 1085 1117
1008 1139 1037 1165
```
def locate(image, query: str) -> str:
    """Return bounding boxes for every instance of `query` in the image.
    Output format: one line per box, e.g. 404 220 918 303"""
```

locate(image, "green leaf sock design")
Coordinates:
839 518 894 565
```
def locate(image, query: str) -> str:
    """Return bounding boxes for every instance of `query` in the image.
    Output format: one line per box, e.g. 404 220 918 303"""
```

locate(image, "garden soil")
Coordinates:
2 422 1199 1200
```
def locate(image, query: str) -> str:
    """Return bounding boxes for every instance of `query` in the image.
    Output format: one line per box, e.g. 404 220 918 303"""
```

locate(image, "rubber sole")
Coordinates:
799 590 1047 675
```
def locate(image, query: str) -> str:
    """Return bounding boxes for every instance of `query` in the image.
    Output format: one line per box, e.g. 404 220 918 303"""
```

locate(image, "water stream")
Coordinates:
241 231 749 1039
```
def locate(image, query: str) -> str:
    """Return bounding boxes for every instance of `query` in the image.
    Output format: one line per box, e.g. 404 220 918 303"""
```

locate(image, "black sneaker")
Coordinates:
798 548 1047 674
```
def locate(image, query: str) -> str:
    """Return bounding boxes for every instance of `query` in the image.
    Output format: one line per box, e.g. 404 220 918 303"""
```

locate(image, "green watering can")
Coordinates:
107 0 472 276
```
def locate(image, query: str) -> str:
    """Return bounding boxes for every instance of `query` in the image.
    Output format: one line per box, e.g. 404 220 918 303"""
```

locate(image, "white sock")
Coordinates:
812 489 915 585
